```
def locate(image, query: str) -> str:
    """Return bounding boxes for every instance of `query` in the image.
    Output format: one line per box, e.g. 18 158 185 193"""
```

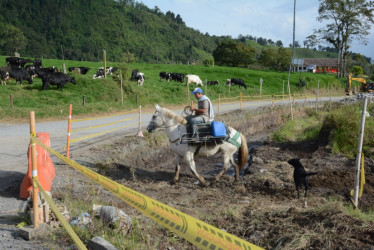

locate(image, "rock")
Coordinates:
93 205 132 235
250 230 265 242
252 156 264 165
88 236 117 250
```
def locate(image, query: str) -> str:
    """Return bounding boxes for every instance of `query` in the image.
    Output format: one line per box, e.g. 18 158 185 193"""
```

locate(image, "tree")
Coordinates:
275 40 283 47
0 23 27 55
352 65 364 76
213 40 257 67
316 0 374 77
259 47 291 71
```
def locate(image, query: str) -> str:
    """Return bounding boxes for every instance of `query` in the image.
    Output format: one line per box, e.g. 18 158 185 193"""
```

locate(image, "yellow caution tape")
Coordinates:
69 121 137 144
16 221 28 228
31 137 263 250
71 116 136 133
33 177 87 250
71 109 138 123
360 152 365 197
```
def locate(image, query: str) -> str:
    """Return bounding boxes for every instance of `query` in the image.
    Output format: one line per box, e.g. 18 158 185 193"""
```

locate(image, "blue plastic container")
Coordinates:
211 121 226 137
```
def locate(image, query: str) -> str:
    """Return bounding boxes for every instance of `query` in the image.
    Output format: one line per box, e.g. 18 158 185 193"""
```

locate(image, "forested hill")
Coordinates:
0 0 223 63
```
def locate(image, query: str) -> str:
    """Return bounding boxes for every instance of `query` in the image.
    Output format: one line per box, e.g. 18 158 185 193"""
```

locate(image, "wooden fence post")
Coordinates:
103 50 107 79
120 70 124 106
62 63 66 74
315 80 320 111
82 95 86 105
287 80 293 120
240 92 242 111
136 105 144 137
218 94 220 115
66 104 72 158
29 111 39 228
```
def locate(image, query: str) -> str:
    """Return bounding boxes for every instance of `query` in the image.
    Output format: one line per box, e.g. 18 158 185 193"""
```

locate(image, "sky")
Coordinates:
138 0 374 60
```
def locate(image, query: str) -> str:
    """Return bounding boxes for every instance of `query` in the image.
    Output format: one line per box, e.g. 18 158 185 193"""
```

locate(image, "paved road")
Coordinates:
0 95 346 247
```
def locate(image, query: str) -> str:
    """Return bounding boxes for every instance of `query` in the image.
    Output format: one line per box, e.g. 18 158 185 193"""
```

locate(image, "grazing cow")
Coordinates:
136 72 145 86
6 57 32 68
159 72 170 81
170 73 185 83
186 74 203 86
44 72 76 91
25 65 37 78
68 67 91 75
35 67 57 86
8 67 33 85
33 58 42 68
226 78 247 89
131 69 139 81
207 80 220 85
0 66 11 85
93 67 118 79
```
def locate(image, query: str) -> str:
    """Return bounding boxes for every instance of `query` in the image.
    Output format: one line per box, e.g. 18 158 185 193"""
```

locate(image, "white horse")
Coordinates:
146 105 248 186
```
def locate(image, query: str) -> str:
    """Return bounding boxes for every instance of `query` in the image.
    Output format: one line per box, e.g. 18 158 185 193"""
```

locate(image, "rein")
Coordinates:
151 111 183 144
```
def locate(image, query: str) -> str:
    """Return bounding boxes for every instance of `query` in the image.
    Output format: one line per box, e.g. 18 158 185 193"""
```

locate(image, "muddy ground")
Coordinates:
50 106 374 249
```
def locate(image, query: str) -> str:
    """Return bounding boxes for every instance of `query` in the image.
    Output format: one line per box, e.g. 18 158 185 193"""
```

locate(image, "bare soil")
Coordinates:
51 106 374 249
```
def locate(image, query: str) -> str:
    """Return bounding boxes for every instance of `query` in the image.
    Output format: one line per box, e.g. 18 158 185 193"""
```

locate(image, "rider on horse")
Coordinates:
187 87 214 137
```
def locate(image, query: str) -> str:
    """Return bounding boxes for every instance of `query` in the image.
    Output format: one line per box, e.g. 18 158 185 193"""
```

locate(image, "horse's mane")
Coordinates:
159 107 187 125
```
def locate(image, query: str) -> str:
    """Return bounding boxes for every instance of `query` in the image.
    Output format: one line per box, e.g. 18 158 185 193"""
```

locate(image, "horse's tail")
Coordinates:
237 133 248 170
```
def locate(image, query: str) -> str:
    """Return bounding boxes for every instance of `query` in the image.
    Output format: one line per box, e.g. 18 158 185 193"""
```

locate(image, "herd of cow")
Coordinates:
158 71 248 89
0 57 76 91
0 56 248 91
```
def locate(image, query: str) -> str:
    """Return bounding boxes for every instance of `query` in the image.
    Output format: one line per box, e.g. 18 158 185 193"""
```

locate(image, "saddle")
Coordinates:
181 121 228 144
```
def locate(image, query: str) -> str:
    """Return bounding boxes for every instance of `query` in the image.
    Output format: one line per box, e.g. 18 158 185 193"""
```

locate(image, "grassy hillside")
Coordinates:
0 55 345 121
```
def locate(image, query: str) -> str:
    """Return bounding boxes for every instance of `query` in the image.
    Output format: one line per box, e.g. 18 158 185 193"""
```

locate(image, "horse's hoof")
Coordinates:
210 179 217 187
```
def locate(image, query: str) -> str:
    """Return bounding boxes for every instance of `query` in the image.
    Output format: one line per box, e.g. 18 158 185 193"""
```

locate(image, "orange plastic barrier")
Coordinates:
20 132 55 199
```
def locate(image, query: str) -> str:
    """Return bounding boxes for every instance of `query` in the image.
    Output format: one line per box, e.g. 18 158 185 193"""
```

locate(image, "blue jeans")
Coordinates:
186 115 205 125
186 115 205 137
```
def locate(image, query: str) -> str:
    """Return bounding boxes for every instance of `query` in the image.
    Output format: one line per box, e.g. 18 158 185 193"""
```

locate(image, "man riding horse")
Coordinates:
187 88 214 138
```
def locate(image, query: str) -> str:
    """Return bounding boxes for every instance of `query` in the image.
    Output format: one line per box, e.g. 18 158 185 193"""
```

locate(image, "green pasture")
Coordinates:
0 55 346 120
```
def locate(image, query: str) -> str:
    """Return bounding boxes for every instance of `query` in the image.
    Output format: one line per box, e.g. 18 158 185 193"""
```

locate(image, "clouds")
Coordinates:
140 0 374 59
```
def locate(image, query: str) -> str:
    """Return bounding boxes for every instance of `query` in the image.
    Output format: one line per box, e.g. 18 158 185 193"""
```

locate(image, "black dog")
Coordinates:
287 158 318 199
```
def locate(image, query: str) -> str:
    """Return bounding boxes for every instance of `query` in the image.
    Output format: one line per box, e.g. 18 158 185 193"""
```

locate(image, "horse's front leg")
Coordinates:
173 154 182 183
186 152 206 186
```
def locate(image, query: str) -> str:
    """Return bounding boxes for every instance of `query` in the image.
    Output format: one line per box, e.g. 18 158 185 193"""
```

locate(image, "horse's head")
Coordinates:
147 104 164 133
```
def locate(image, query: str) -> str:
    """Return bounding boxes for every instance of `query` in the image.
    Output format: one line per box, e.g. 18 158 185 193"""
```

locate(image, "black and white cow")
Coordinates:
44 72 76 91
93 67 118 79
35 67 57 86
131 69 139 81
159 72 170 81
0 66 11 85
207 80 220 85
25 65 37 78
170 73 185 83
68 67 91 75
7 67 33 85
226 78 247 89
136 72 145 86
6 57 32 68
33 58 42 68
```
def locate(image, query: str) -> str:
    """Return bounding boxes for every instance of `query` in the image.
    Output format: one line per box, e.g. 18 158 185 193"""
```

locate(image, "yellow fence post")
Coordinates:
29 111 39 228
66 104 72 158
